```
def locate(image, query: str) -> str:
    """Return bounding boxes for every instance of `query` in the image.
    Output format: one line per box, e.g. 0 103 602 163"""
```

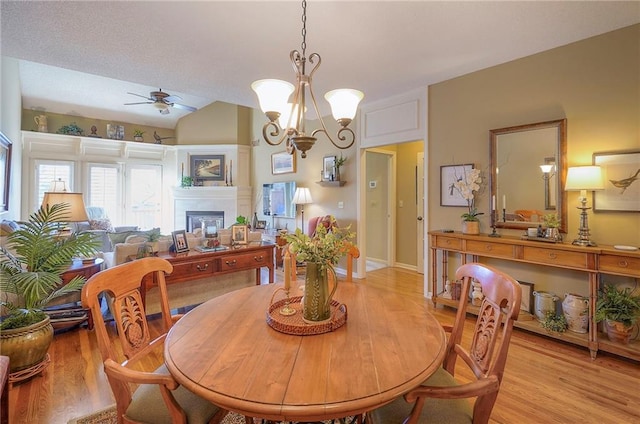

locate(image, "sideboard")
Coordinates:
428 230 639 361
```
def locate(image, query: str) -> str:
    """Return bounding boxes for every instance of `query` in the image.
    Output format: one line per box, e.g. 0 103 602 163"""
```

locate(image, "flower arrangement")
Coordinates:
453 167 484 221
543 213 560 228
283 217 355 270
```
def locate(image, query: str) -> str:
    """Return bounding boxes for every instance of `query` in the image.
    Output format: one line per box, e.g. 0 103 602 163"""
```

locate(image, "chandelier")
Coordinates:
251 0 364 158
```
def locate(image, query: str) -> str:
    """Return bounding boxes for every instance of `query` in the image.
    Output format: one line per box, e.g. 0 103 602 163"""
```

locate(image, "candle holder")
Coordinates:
502 208 506 222
489 210 501 237
279 288 296 316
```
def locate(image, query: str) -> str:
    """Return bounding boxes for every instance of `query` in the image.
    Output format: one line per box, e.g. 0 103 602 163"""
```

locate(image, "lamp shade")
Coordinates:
539 164 554 173
292 187 313 205
41 192 89 222
251 79 294 114
324 89 364 121
565 166 605 191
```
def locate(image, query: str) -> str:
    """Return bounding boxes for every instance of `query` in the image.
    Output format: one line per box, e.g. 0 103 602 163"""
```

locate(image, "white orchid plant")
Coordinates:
453 167 484 221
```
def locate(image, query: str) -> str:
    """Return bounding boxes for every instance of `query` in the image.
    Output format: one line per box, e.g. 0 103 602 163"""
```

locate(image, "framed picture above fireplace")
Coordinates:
190 154 225 181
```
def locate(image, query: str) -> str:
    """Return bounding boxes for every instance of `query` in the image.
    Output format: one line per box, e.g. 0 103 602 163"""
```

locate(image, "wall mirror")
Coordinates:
490 119 567 232
262 181 297 218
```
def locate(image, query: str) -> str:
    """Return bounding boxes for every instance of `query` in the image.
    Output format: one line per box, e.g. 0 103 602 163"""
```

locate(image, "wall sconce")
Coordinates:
565 166 604 246
539 164 555 180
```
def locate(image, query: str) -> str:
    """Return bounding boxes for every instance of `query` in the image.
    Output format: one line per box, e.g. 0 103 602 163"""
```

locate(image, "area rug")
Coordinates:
67 405 351 424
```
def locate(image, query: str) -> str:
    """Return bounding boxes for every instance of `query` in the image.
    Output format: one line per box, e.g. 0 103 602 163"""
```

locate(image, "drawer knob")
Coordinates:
253 255 264 262
196 263 209 271
618 260 629 268
485 245 493 251
548 252 557 259
225 259 237 267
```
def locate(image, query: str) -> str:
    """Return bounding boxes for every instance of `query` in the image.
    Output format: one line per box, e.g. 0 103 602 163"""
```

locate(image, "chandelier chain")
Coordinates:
301 0 307 57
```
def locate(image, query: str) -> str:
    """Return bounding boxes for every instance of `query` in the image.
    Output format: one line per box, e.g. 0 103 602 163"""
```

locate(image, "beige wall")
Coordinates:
1 56 23 222
175 101 251 145
429 24 639 247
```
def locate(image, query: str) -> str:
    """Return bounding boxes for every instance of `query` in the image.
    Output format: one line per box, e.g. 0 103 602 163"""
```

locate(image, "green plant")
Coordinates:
181 176 193 187
56 122 84 136
461 208 483 222
282 217 355 271
595 284 640 327
0 204 99 330
145 228 162 242
543 213 560 228
133 129 145 137
334 155 347 169
235 215 248 225
540 311 568 333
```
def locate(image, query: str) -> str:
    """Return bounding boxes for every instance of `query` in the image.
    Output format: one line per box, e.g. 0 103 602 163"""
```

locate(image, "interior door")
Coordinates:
417 152 424 274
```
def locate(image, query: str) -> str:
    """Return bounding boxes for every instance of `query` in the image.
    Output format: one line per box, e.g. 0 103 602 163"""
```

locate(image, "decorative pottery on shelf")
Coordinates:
604 319 633 344
533 291 559 322
302 262 337 322
562 293 589 333
461 221 480 235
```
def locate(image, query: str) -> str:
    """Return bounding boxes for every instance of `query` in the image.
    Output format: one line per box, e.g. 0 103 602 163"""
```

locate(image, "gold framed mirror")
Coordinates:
490 119 567 233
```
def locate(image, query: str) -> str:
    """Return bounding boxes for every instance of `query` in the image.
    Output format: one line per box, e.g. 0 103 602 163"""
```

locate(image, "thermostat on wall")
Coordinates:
369 180 377 189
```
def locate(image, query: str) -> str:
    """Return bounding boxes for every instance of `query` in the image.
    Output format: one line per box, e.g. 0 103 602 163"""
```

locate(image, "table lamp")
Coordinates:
565 166 604 246
292 187 313 233
41 192 89 233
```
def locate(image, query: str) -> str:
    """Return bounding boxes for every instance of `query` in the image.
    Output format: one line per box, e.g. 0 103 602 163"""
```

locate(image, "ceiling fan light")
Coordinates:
325 89 364 121
154 101 169 111
251 79 294 116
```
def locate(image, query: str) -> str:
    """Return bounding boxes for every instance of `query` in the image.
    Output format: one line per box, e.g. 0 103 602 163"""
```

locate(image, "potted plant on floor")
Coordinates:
0 204 98 374
595 284 640 344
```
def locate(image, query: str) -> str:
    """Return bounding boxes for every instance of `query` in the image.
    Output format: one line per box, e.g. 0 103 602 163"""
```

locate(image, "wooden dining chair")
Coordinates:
81 257 229 424
366 263 521 424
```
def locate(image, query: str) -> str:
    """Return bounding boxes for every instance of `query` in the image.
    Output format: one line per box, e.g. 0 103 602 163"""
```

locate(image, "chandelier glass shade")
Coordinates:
251 0 364 158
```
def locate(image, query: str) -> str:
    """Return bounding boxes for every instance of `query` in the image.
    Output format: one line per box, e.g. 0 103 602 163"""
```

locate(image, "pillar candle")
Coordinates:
283 254 291 290
181 163 184 180
492 195 496 211
230 160 233 185
503 195 506 210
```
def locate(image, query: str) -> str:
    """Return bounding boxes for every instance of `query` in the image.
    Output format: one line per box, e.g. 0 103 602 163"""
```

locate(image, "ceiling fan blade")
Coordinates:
164 95 182 103
124 101 153 105
127 92 153 101
171 103 197 112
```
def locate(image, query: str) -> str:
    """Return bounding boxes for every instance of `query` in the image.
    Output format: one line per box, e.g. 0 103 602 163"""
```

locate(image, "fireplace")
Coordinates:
186 211 224 233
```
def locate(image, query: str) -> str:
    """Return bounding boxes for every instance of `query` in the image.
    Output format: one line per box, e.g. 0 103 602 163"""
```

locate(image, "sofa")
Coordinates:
73 206 139 253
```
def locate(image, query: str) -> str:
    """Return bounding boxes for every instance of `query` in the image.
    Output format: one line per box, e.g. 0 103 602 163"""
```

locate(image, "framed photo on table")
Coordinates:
172 230 189 253
271 151 296 175
190 154 225 181
440 164 473 207
592 150 640 212
232 225 248 244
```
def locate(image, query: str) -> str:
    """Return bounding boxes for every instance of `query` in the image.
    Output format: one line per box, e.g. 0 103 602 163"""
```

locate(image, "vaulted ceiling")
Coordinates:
2 1 638 128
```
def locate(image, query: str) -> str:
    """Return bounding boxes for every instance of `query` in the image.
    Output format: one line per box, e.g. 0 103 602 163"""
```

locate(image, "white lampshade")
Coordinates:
278 103 306 129
539 164 554 173
41 192 89 222
292 187 313 205
565 166 604 191
251 79 295 114
324 89 364 121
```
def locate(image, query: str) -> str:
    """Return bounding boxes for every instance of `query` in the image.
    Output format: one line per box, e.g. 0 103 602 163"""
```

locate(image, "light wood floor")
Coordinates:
7 267 640 423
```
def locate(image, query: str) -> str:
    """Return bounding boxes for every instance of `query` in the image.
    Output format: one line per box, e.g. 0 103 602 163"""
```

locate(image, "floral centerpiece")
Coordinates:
452 167 484 234
282 218 355 322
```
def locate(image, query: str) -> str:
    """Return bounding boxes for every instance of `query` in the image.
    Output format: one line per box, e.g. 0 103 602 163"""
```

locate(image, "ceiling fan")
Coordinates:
124 89 197 115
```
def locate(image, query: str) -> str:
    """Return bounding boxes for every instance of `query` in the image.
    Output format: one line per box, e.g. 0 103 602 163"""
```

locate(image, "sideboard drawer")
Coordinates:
168 259 215 282
465 240 514 259
599 254 640 277
219 251 269 272
523 247 591 269
434 236 462 251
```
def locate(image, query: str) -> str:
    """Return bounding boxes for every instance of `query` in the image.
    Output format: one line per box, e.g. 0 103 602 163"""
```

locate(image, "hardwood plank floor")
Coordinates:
7 267 640 423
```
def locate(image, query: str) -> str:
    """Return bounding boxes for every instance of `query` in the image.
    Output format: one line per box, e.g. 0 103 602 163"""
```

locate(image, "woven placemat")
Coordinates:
266 296 347 335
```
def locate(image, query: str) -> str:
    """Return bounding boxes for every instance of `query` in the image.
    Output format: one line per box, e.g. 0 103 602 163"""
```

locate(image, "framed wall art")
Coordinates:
440 164 473 207
190 154 225 181
172 230 189 253
518 281 535 315
592 150 640 212
323 155 336 181
232 224 248 244
0 132 11 213
271 151 296 175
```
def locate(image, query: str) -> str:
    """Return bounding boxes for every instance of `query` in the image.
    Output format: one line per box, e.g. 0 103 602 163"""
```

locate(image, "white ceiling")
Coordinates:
2 1 639 129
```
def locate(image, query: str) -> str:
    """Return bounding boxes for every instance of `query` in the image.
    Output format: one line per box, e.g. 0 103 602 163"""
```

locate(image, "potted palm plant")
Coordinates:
595 284 640 344
0 203 98 373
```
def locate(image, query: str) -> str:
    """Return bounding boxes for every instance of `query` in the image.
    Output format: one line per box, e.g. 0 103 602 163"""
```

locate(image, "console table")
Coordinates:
139 242 275 302
428 230 640 361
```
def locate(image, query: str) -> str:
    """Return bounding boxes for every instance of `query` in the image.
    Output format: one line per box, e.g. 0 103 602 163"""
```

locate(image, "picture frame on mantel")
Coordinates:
592 150 640 212
190 154 225 181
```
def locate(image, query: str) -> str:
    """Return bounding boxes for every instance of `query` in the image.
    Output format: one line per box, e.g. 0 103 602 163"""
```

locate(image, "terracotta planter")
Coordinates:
462 220 480 235
0 315 54 372
604 319 633 344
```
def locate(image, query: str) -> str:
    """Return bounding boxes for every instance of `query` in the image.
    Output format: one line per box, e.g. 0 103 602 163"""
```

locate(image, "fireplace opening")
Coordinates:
186 211 224 233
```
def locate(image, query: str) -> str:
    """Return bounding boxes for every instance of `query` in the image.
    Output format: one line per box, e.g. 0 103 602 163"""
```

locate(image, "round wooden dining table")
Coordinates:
164 282 446 422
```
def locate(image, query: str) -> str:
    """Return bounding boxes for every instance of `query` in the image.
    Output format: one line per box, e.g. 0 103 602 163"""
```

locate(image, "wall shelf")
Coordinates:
316 181 346 187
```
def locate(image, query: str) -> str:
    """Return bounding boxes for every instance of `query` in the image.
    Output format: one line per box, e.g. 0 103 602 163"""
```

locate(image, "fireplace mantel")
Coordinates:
172 186 252 230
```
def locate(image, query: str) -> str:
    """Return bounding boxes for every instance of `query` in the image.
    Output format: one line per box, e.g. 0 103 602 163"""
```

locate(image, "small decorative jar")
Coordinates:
533 291 560 321
562 293 589 333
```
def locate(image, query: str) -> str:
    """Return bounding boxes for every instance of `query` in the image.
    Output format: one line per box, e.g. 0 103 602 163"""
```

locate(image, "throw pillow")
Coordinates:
108 230 139 246
89 218 114 232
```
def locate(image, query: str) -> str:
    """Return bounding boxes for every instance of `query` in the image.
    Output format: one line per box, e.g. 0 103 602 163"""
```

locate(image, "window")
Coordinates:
126 165 162 230
87 163 122 224
34 160 75 209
